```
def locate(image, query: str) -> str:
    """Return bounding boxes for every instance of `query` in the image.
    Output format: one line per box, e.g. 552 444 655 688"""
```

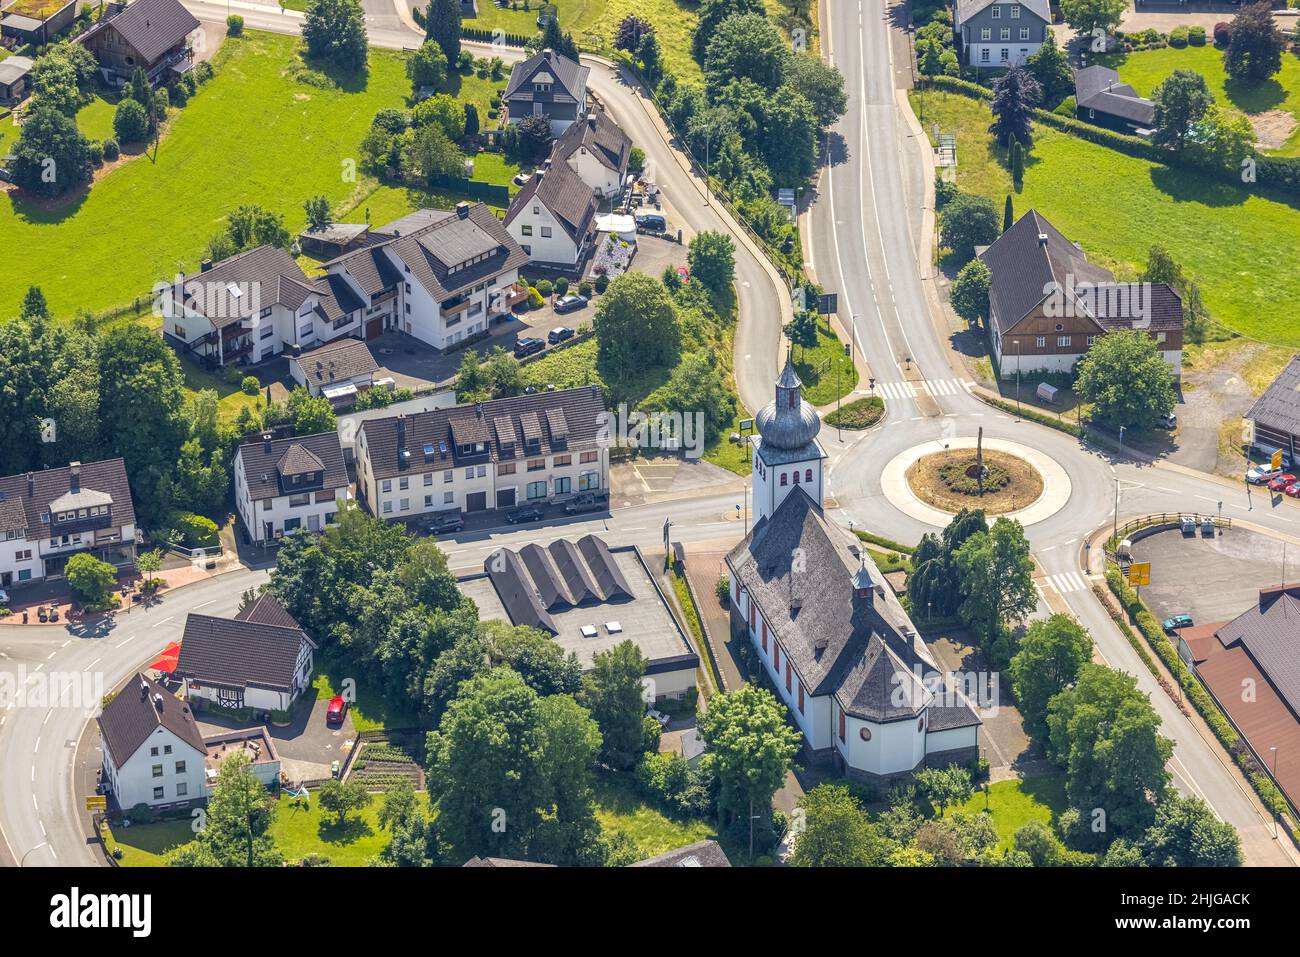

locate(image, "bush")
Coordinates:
87 140 104 166
240 375 260 396
594 274 609 294
1213 21 1230 46
1188 25 1206 46
715 575 731 605
227 14 244 36
824 395 885 429
578 280 594 297
1053 95 1076 117
166 511 220 549
113 98 150 143
127 803 158 826
102 138 119 161
1169 26 1189 48
535 278 553 297
527 287 544 310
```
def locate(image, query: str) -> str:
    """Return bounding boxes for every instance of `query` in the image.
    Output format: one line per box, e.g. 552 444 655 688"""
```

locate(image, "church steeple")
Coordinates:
756 354 821 451
751 354 827 524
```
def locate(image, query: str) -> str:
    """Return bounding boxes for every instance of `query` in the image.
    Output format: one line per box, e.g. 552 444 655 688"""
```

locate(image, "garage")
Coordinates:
467 491 487 512
496 488 516 509
365 316 383 339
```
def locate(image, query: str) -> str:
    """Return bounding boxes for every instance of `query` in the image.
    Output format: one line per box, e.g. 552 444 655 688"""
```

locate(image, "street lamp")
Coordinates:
1270 747 1280 840
1217 501 1223 535
1118 425 1126 456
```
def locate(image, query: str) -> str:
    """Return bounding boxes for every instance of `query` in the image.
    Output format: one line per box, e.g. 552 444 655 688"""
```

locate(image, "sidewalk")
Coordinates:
680 542 746 694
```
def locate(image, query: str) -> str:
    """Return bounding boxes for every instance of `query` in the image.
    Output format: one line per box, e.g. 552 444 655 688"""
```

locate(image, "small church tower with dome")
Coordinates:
751 355 827 522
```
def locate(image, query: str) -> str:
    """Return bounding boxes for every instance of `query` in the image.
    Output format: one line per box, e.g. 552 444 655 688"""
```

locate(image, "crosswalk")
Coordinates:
1044 571 1090 594
874 378 975 401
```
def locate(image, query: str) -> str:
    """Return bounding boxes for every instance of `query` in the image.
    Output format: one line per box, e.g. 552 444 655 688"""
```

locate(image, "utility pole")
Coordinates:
1014 339 1021 421
1113 476 1120 549
976 426 985 497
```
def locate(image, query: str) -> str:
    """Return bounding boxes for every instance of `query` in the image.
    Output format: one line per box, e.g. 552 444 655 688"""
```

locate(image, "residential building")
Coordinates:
321 202 530 350
232 431 349 545
75 0 200 87
459 535 699 700
355 385 609 519
552 105 632 198
1074 65 1155 136
628 840 732 867
502 47 590 134
175 594 316 713
1243 355 1300 466
159 244 365 368
289 337 380 404
0 54 33 105
980 210 1183 379
1 0 77 47
98 674 208 809
954 0 1050 68
504 162 598 270
0 458 137 590
725 364 981 781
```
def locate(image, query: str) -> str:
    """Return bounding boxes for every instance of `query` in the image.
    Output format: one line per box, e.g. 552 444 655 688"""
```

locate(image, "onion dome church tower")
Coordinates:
750 355 827 523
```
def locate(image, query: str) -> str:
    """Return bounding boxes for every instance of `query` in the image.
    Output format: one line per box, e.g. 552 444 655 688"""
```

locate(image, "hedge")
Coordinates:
980 394 1084 438
461 26 529 47
854 529 916 554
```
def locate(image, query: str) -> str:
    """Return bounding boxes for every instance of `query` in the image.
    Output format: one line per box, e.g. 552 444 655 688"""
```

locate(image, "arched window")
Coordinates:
792 471 800 484
805 469 813 483
780 473 788 487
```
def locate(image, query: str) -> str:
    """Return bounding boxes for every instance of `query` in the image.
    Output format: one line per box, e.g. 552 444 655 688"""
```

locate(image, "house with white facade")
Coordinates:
0 458 137 591
175 593 315 714
504 161 598 270
233 431 350 545
321 202 530 351
725 360 981 782
552 105 631 198
954 0 1051 68
502 47 590 134
289 337 380 404
355 386 608 520
98 674 208 809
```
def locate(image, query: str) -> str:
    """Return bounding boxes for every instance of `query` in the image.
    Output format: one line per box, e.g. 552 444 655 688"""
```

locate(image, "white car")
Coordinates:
0 588 9 607
646 708 670 729
1246 465 1286 485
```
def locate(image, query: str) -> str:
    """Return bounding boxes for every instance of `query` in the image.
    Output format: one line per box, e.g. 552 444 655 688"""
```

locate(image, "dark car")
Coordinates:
554 294 589 315
563 491 607 515
424 511 464 534
547 326 576 346
0 168 11 183
507 505 544 524
514 337 545 359
1162 614 1194 634
326 694 348 725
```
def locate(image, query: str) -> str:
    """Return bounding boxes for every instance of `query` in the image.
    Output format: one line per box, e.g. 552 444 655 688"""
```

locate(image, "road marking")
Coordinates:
194 600 215 610
46 651 56 660
33 736 40 754
150 615 174 629
86 656 101 670
1046 571 1088 594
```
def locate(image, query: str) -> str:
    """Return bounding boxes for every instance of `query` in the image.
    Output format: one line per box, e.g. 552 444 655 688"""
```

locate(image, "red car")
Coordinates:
326 694 347 725
1268 474 1297 492
1286 483 1300 499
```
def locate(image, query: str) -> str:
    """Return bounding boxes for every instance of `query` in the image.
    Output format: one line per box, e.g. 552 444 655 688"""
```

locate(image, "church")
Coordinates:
725 358 982 781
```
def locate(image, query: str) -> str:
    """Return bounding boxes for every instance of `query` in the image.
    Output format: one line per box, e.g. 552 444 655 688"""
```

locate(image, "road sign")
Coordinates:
738 418 755 433
85 795 107 811
1272 448 1284 470
1127 562 1151 587
818 293 838 315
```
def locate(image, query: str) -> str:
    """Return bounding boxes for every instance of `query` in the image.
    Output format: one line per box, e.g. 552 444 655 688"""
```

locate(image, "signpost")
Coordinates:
85 795 107 812
818 293 838 315
1127 561 1151 588
1272 448 1284 471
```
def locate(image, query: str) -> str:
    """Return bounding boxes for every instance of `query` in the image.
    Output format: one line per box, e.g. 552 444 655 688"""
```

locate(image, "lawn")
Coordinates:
179 355 270 423
76 93 119 144
593 772 718 858
951 774 1069 852
0 30 503 320
101 818 196 866
1096 45 1300 156
914 89 1300 347
312 661 420 733
791 322 858 406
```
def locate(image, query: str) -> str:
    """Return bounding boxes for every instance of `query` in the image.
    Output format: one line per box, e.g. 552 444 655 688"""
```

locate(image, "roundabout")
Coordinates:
880 436 1072 529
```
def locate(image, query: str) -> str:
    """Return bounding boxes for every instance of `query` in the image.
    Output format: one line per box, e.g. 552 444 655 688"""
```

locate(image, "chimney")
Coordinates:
397 415 408 467
456 201 471 219
200 258 213 272
69 463 81 493
1037 233 1049 247
26 472 34 498
139 679 149 700
262 433 273 454
587 112 597 131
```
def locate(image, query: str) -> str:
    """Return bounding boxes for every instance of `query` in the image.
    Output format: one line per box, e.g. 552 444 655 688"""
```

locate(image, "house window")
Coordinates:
527 481 547 499
399 498 409 511
382 501 393 514
424 495 434 508
499 463 516 476
1000 48 1009 61
554 455 571 466
464 467 474 480
477 465 487 478
980 27 990 40
1000 27 1010 40
398 477 409 490
150 747 159 757
780 473 788 486
1087 335 1097 346
444 491 454 504
1156 331 1167 343
991 4 1000 15
792 471 800 485
444 470 453 483
805 469 813 483
153 786 164 800
1011 3 1020 16
1019 27 1029 39
541 226 552 238
555 476 571 494
580 451 598 464
1035 335 1046 348
579 471 600 491
175 761 186 774
1057 335 1071 347
164 745 172 756
521 225 533 236
176 783 188 797
980 48 990 63
528 458 546 471
424 473 433 486
152 765 163 778
381 479 392 493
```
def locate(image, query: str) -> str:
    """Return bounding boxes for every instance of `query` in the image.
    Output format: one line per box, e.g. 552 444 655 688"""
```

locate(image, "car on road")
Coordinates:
547 325 576 345
506 505 544 524
647 708 670 729
513 336 545 359
326 694 348 725
1267 473 1297 492
563 491 607 514
423 511 464 534
1162 614 1194 634
1247 464 1287 485
553 293 588 315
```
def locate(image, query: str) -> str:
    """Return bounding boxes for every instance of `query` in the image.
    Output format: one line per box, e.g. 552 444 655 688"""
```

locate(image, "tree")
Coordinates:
647 351 737 445
66 553 117 606
423 0 461 63
318 777 372 825
919 39 944 78
783 309 819 358
687 230 736 306
692 0 766 62
789 784 890 866
113 99 150 143
134 548 164 592
1224 2 1284 84
463 102 480 138
1059 0 1126 37
953 517 1036 665
1009 138 1024 185
635 31 663 84
988 67 1040 146
30 48 83 116
580 640 652 770
698 685 801 849
615 14 654 52
1139 794 1242 867
538 15 580 61
285 386 337 434
402 122 466 182
704 13 790 96
226 204 291 250
914 764 974 816
1141 245 1184 289
1013 819 1066 866
484 621 581 698
1002 194 1014 232
1151 69 1214 152
303 195 332 231
1076 328 1176 433
784 54 847 129
1047 663 1173 835
950 259 992 329
1008 614 1093 738
593 272 681 387
407 40 448 91
1024 33 1073 110
9 104 90 197
302 0 369 73
515 113 554 163
412 93 465 140
939 193 999 265
1190 104 1255 173
171 752 282 867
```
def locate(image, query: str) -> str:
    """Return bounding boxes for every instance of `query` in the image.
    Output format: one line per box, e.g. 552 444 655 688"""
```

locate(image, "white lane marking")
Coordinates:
150 615 175 628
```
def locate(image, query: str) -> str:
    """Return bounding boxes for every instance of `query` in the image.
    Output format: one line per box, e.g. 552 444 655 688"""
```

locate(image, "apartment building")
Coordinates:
232 432 350 545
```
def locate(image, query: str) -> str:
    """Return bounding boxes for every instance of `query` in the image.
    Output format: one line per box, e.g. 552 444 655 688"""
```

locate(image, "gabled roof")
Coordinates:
1074 65 1155 126
628 839 732 867
176 613 314 693
505 163 598 244
955 0 1050 24
98 673 206 768
1245 356 1300 438
553 106 631 175
1214 585 1300 718
503 47 589 106
79 0 199 65
0 458 134 536
291 337 380 386
236 431 348 501
234 592 303 631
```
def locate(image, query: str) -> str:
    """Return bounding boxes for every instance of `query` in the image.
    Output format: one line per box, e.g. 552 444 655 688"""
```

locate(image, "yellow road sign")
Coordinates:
1272 448 1284 470
84 795 107 811
1127 562 1151 587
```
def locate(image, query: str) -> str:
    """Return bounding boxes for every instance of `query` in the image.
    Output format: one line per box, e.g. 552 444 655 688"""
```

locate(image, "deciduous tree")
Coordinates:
1076 328 1176 432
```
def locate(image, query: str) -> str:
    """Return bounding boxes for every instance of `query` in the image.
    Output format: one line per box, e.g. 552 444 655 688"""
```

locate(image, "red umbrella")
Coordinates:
150 641 181 674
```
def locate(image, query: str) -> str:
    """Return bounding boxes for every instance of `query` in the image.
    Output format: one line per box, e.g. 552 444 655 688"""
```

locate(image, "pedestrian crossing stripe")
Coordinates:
874 379 976 400
1046 572 1088 594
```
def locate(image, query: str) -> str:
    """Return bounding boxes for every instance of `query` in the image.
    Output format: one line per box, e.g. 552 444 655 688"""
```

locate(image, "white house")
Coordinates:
289 337 380 404
98 674 209 809
504 162 598 270
321 203 530 351
0 458 137 591
954 0 1052 68
552 106 631 199
233 432 350 545
175 594 315 714
355 386 609 519
725 360 981 782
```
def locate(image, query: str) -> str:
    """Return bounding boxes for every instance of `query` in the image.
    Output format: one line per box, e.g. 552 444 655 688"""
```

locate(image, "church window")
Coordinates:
797 681 804 713
785 664 792 693
838 709 846 741
780 473 788 486
792 471 800 484
788 390 798 409
761 620 767 652
805 469 813 483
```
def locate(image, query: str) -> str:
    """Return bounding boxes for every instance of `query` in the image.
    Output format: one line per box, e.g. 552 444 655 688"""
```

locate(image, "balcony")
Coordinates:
222 337 253 361
51 512 114 537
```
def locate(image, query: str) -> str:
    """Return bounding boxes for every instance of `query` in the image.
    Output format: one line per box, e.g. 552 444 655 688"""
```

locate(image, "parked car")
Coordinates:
424 511 464 534
1247 463 1288 484
646 708 670 729
0 588 8 607
1158 413 1177 430
554 293 588 315
635 212 666 232
513 336 545 359
326 694 347 725
1267 473 1297 492
1285 483 1300 498
330 760 341 778
0 168 11 183
563 491 607 514
512 172 530 186
506 505 544 524
548 326 577 346
1162 614 1194 634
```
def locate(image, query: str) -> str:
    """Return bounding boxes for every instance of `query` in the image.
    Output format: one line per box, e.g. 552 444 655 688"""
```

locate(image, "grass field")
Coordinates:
593 772 718 858
952 774 1069 852
1096 45 1300 156
0 31 504 320
913 89 1300 347
76 94 119 144
792 322 858 406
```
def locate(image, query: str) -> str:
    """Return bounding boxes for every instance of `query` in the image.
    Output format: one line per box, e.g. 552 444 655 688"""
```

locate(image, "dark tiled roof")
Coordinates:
81 0 199 65
359 386 606 482
1214 585 1300 717
1075 65 1155 126
628 839 732 867
956 0 1049 23
505 163 598 244
503 47 589 106
176 613 313 693
181 245 309 330
1245 356 1300 438
98 673 207 768
553 106 631 174
0 458 135 535
237 431 348 501
277 444 325 477
462 856 555 867
291 338 379 386
235 592 303 631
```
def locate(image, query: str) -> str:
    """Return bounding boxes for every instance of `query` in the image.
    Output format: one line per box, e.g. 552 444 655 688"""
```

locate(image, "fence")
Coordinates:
427 174 510 207
1104 512 1232 558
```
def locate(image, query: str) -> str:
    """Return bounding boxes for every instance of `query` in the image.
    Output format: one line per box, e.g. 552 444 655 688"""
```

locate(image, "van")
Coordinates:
1035 382 1059 404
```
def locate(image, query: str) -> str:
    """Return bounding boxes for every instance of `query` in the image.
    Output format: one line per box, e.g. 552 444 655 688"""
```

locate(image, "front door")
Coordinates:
496 488 516 509
466 491 487 512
